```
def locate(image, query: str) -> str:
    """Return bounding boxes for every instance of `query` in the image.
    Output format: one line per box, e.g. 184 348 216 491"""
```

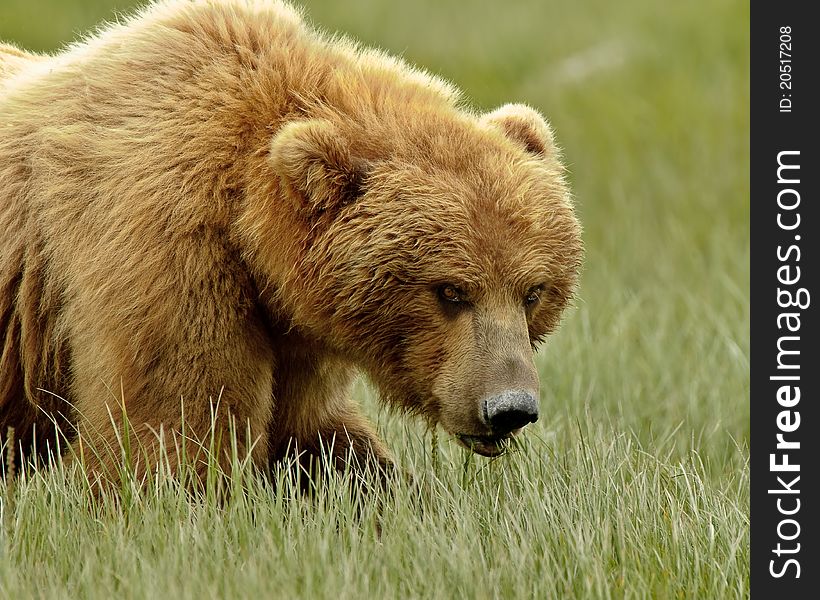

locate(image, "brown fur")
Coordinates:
0 0 582 484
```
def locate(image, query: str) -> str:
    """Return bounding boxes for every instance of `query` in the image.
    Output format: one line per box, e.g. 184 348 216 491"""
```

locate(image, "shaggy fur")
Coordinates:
0 0 582 483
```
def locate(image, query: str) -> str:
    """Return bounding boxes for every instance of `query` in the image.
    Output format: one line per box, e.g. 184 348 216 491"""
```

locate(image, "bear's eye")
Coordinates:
524 285 543 307
438 284 466 304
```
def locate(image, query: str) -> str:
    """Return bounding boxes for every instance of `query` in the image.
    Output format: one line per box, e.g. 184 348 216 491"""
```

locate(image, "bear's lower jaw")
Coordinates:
455 434 512 457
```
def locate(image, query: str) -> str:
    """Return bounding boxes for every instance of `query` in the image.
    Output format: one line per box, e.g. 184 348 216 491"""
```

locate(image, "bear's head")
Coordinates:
266 103 582 457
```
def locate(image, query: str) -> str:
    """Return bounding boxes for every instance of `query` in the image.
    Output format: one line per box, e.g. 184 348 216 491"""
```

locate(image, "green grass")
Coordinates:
1 0 749 598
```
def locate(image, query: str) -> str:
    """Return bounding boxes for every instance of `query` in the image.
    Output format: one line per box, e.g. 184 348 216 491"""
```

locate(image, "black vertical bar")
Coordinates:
751 1 818 596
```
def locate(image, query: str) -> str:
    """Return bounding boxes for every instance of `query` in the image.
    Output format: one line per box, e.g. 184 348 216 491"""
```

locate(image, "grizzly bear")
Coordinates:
0 0 582 485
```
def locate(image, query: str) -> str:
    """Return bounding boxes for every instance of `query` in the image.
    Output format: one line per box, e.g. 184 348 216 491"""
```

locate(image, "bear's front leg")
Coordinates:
266 346 393 486
289 407 395 494
61 237 278 490
66 313 277 490
313 406 393 475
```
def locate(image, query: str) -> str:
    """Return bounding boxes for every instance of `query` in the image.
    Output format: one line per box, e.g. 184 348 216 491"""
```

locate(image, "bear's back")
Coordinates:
0 43 44 83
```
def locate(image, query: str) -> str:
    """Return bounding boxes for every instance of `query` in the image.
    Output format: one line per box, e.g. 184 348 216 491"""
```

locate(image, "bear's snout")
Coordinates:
483 390 539 435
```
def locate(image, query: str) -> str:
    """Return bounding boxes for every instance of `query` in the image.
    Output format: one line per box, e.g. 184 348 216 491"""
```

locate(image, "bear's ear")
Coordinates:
481 103 556 157
269 119 368 215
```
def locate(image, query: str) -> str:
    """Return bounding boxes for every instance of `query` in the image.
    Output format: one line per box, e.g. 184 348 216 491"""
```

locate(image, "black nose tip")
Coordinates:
484 390 539 434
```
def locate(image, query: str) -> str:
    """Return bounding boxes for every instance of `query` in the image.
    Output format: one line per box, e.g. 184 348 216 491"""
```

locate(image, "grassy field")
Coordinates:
0 0 749 598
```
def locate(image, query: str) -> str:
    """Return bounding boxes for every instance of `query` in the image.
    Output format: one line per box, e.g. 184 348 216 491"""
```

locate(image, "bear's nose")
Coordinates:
483 390 539 435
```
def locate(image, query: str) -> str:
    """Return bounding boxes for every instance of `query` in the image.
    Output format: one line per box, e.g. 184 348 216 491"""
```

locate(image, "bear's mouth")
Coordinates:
456 434 512 457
